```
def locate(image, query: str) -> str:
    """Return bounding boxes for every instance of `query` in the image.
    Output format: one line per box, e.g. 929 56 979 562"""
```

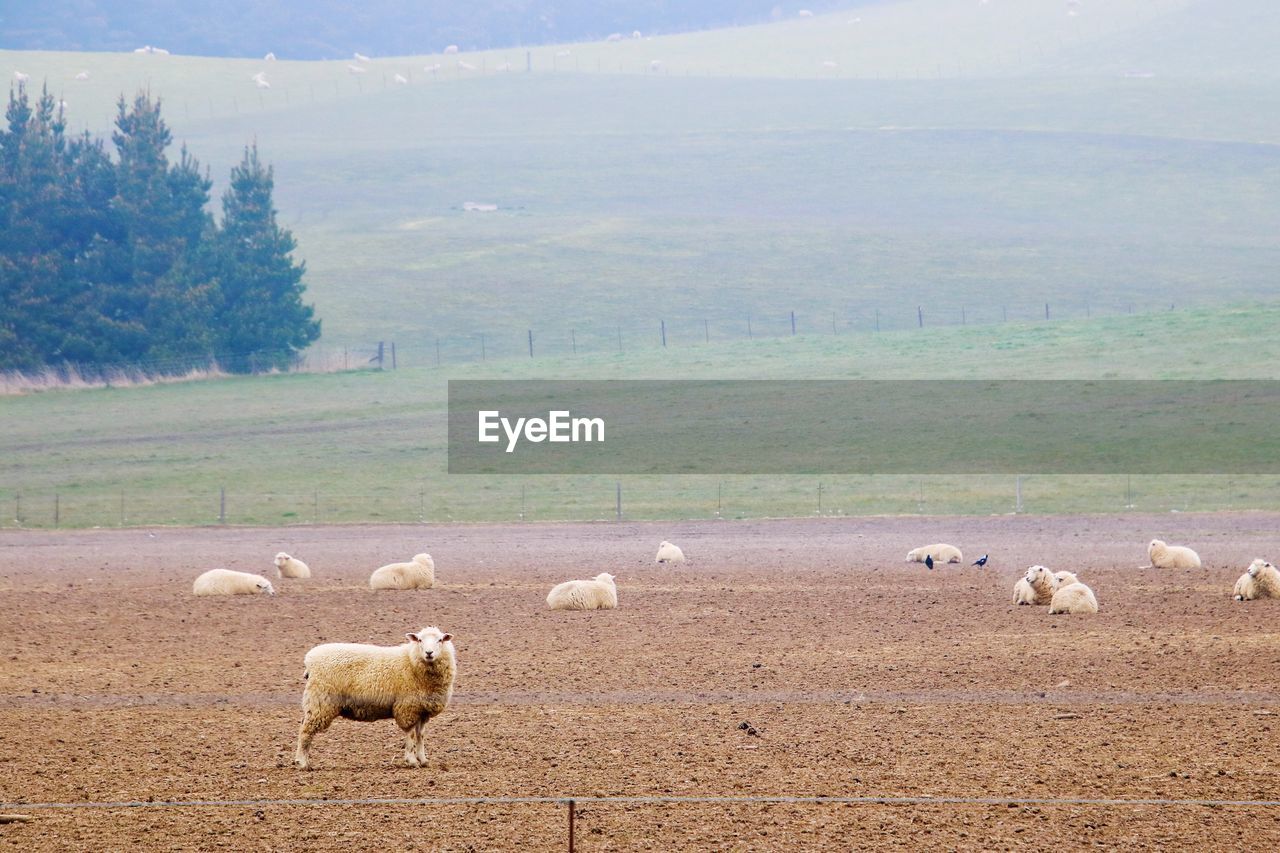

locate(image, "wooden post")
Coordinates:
54 493 59 528
567 799 576 853
1045 302 1050 320
376 341 385 369
961 306 966 325
875 309 880 332
1002 306 1007 322
481 334 486 361
660 320 666 347
831 312 837 334
13 492 19 525
790 311 796 335
817 482 823 515
917 306 923 328
528 330 534 357
1016 476 1023 513
571 329 577 354
219 487 226 525
747 315 753 338
717 481 722 517
704 319 709 343
391 342 397 369
617 327 623 353
119 491 125 527
616 482 622 521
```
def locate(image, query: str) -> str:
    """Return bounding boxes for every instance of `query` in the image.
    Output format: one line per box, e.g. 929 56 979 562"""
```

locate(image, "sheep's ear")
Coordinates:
440 633 452 643
406 633 420 643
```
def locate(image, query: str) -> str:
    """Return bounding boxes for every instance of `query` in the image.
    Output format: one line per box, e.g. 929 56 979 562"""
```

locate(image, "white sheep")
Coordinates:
906 544 962 564
424 63 442 73
294 626 456 770
74 71 89 81
353 52 370 62
347 64 367 74
495 62 512 71
1013 565 1057 606
264 52 277 61
193 569 275 597
1053 570 1079 588
457 61 477 71
255 78 271 89
13 71 29 83
1233 559 1280 601
1049 581 1098 615
655 540 686 563
1146 539 1201 569
444 45 459 55
393 73 408 84
606 33 623 42
370 554 435 590
547 573 617 611
274 552 311 579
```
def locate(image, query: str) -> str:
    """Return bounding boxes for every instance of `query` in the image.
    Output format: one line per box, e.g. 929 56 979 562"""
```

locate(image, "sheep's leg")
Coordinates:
295 703 337 770
414 717 429 764
395 706 423 767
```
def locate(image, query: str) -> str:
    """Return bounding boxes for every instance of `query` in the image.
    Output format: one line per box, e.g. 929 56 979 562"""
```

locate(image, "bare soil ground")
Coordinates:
2 514 1279 850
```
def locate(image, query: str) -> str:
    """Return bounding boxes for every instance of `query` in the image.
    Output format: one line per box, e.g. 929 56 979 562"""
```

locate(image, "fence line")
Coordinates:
6 794 1279 811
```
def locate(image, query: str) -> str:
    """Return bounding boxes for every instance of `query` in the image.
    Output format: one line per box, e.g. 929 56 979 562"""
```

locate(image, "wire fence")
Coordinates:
5 475 1280 530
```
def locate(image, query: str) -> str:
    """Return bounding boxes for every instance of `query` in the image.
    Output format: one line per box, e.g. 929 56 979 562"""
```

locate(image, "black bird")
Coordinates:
925 554 934 570
973 554 989 567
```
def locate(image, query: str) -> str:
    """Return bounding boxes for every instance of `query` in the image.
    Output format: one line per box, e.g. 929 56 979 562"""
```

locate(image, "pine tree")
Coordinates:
212 144 319 371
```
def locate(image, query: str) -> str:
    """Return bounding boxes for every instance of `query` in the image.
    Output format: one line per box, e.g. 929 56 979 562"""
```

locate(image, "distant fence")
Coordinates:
5 474 1278 530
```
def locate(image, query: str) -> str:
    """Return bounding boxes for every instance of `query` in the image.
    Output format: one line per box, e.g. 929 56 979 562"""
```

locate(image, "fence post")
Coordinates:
1015 476 1023 513
567 798 576 853
717 481 722 517
54 493 59 528
481 333 486 361
704 319 709 343
617 327 623 353
528 330 534 358
790 311 796 335
832 312 837 334
1002 306 1007 322
391 342 397 369
1045 303 1050 321
616 482 622 521
376 341 384 369
571 329 577 354
747 314 753 338
14 492 20 526
961 306 966 325
119 491 125 527
875 309 880 332
817 481 823 515
220 486 226 524
917 306 923 328
520 485 526 521
660 320 666 347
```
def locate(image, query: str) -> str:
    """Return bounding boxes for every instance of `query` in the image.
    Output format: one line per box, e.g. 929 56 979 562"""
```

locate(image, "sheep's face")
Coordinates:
594 572 616 585
414 554 432 565
1248 559 1273 578
257 580 276 596
407 627 454 664
1148 540 1164 556
1025 566 1053 587
274 553 289 568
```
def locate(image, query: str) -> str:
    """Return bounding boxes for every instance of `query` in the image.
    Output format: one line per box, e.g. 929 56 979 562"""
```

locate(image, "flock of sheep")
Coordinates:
186 534 1275 769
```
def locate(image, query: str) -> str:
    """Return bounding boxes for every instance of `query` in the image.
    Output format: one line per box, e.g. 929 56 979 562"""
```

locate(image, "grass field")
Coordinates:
5 302 1280 528
3 0 1279 348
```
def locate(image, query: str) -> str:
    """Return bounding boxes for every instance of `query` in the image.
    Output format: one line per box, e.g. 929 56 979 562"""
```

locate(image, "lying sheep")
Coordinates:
1233 559 1280 601
1049 581 1098 615
906 544 962 564
274 552 311 579
547 572 617 611
369 553 435 590
193 569 274 597
1146 539 1201 569
1053 570 1079 588
1013 565 1056 606
295 626 456 770
655 541 685 563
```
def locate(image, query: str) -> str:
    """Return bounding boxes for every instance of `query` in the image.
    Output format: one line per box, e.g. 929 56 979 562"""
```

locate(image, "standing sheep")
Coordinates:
1049 582 1099 615
655 541 686 563
1233 559 1280 601
193 569 275 596
1146 539 1201 569
274 552 311 579
295 627 456 770
1013 565 1057 606
547 573 617 611
906 544 963 564
370 553 435 590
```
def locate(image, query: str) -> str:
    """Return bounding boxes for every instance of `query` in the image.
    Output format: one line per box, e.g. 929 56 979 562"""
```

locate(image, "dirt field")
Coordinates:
2 514 1279 850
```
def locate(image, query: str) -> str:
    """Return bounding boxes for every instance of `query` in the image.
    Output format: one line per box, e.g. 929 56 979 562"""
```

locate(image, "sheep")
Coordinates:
193 569 275 597
74 71 89 80
294 626 456 770
799 9 815 17
1233 559 1280 601
457 61 477 71
393 73 408 84
1049 582 1099 615
649 60 663 72
274 552 311 579
347 64 367 74
1146 539 1201 569
13 71 29 83
905 544 962 564
353 52 371 62
1013 565 1057 606
255 78 271 89
495 62 512 71
424 63 442 73
547 573 617 611
370 553 435 590
1053 570 1079 588
444 45 459 55
655 540 686 563
264 52 277 61
606 33 623 42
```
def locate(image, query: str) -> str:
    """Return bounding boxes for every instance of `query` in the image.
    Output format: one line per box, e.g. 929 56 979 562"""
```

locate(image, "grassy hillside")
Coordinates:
2 0 1277 351
4 302 1280 528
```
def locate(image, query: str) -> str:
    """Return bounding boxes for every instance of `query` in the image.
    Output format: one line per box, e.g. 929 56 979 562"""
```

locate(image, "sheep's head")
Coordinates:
257 579 276 596
1024 565 1055 590
1248 559 1273 578
594 572 616 586
274 552 290 567
407 627 454 664
414 553 432 565
1148 539 1165 556
905 548 920 561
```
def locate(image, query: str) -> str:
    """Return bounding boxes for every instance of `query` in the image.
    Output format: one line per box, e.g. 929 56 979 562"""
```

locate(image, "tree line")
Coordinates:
0 85 319 373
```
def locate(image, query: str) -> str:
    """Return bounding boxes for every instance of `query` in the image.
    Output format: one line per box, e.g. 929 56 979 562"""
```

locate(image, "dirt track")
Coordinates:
2 514 1279 850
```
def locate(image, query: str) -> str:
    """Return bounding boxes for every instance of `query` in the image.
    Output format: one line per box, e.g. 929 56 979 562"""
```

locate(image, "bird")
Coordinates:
973 554 989 567
925 554 934 570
